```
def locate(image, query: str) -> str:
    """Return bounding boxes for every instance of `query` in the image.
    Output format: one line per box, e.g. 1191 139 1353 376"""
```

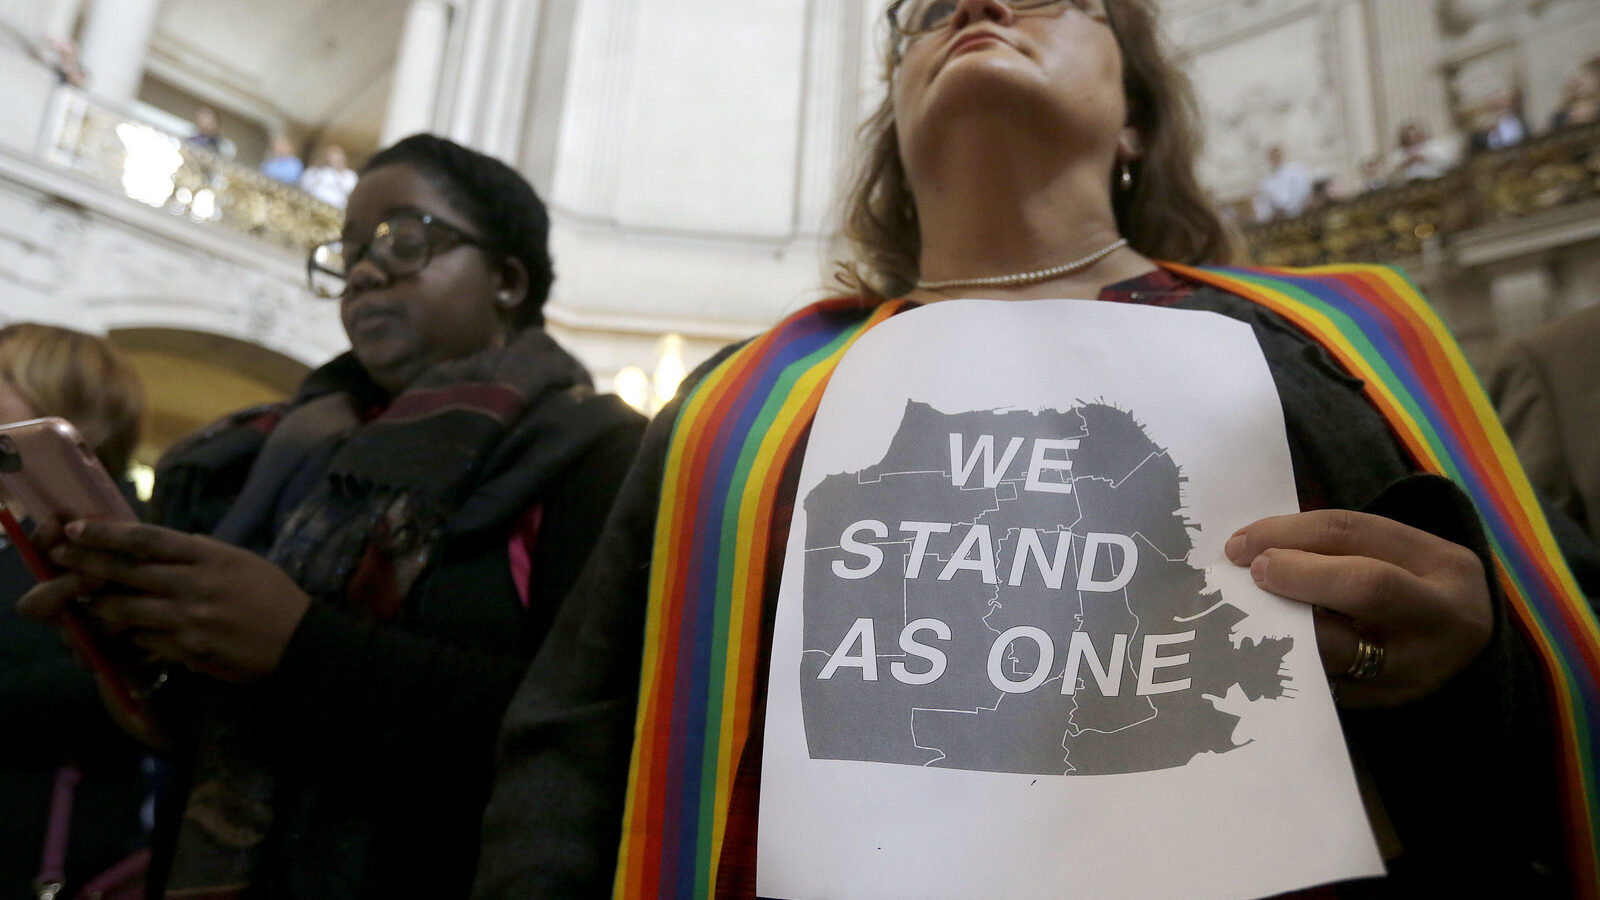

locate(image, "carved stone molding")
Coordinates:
1186 5 1347 200
1438 0 1518 39
1165 0 1320 54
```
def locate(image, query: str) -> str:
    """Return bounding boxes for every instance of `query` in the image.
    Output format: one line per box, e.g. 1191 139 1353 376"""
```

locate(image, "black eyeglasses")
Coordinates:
307 212 486 299
886 0 1113 61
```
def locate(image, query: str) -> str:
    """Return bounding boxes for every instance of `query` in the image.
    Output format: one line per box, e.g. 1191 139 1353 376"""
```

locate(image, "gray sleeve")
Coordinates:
1490 342 1579 523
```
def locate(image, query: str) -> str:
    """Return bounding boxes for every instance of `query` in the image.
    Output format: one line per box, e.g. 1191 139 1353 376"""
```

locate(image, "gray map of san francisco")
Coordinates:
799 400 1294 775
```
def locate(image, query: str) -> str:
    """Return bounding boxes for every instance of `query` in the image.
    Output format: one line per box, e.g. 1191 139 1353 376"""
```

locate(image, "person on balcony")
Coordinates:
299 144 358 209
1252 144 1314 222
1470 89 1527 153
1550 59 1600 131
18 134 646 899
183 105 235 161
1389 120 1458 182
36 36 86 88
260 135 304 186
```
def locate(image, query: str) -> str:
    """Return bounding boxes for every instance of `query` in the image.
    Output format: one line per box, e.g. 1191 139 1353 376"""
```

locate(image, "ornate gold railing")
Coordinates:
1242 122 1600 267
40 88 341 253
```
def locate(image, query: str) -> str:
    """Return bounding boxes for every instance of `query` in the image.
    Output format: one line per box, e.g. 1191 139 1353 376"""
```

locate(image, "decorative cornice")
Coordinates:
1165 0 1321 55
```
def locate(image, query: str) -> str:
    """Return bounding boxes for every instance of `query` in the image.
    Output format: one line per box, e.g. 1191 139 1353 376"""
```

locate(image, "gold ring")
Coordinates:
1344 635 1385 682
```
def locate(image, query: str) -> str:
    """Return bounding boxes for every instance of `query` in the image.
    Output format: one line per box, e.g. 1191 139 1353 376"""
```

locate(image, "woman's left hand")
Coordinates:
17 520 312 683
1224 508 1493 709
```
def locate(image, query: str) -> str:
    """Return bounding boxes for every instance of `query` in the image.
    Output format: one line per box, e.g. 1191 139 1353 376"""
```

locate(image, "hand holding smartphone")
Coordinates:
0 417 162 736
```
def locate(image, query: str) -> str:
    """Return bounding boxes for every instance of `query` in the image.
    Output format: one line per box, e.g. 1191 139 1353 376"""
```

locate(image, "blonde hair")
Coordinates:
0 323 144 475
835 0 1238 301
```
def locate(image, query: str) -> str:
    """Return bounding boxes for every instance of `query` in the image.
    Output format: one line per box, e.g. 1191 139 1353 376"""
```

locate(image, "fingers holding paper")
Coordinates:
1224 508 1493 709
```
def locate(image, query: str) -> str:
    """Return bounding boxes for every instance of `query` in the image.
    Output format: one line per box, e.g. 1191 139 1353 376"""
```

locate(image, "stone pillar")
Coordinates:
479 0 541 160
380 0 452 148
550 0 641 217
518 0 580 192
793 0 864 235
443 0 500 144
1332 0 1380 168
1364 0 1451 147
76 0 161 104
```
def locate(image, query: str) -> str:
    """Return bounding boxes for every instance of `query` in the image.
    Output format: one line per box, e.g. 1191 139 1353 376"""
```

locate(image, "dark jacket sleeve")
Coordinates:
1338 475 1564 897
1203 293 1563 894
473 349 739 898
0 598 129 763
1184 289 1563 893
0 550 105 752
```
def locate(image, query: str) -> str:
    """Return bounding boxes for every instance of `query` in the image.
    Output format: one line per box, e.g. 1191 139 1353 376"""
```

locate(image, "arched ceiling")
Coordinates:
145 0 408 157
110 327 309 462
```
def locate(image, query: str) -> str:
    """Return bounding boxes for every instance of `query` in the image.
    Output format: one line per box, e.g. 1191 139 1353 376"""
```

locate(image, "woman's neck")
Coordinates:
905 131 1155 303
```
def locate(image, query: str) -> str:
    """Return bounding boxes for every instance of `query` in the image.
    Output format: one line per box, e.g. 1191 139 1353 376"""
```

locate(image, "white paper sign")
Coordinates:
756 299 1383 900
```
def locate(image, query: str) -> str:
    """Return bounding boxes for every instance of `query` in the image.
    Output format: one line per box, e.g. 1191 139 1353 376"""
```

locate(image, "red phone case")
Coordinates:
0 417 156 730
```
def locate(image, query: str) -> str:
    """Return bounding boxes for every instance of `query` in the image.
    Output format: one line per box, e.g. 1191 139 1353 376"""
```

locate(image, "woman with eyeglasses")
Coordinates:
475 1 1591 897
18 134 646 898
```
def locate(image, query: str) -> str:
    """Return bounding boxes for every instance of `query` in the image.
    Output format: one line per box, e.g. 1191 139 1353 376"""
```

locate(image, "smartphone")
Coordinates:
0 417 137 525
0 416 154 726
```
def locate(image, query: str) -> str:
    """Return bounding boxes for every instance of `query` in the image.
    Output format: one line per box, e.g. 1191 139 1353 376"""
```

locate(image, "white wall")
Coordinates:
535 0 875 380
1175 0 1600 204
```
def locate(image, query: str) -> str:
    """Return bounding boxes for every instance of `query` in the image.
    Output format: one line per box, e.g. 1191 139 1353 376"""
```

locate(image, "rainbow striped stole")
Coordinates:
615 266 1600 898
1168 262 1600 898
614 297 908 899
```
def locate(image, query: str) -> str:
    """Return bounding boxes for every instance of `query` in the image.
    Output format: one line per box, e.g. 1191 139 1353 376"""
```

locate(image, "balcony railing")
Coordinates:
40 87 341 254
1241 122 1600 267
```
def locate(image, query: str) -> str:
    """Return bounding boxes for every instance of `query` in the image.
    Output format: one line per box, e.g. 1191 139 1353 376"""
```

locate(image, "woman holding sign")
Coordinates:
476 1 1594 897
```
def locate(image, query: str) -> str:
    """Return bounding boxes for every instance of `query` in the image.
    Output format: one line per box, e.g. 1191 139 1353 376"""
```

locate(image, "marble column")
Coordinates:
1364 0 1451 146
550 0 641 217
76 0 161 104
443 0 499 144
479 0 541 160
380 0 452 148
794 0 864 235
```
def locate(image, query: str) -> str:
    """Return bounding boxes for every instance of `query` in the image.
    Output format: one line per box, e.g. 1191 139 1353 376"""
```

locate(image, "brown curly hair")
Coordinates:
835 0 1238 301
